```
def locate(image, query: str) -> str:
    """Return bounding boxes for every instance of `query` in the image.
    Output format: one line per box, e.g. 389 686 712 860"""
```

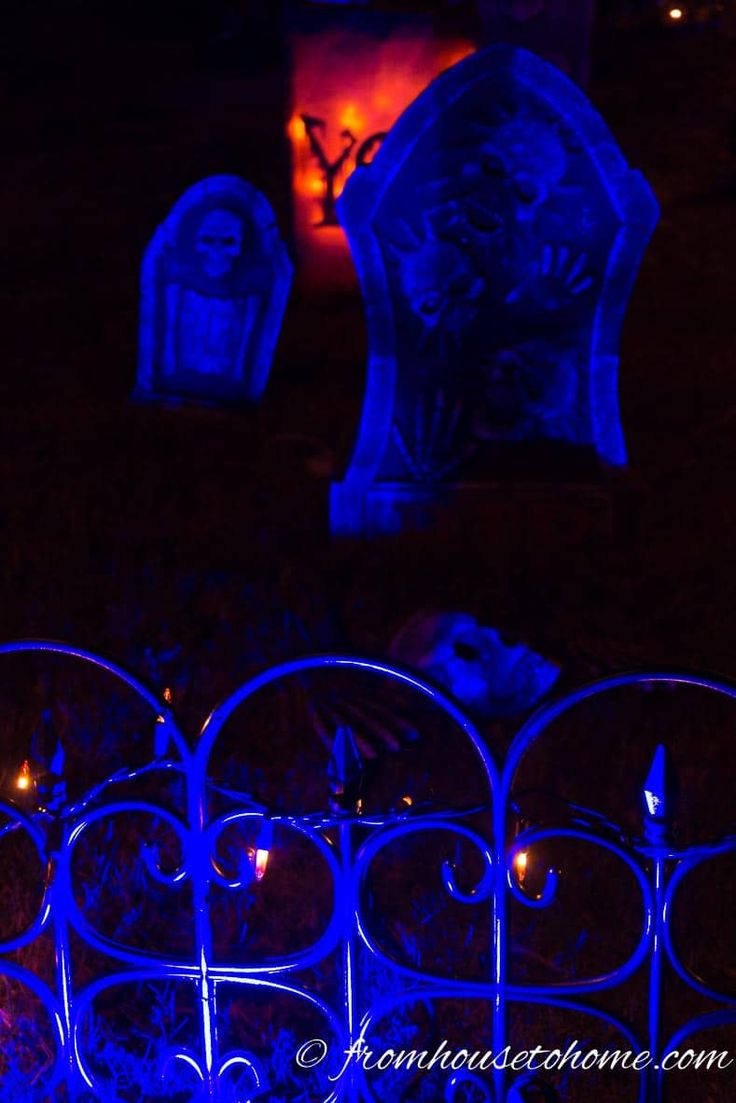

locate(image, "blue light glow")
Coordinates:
332 45 659 534
0 643 733 1100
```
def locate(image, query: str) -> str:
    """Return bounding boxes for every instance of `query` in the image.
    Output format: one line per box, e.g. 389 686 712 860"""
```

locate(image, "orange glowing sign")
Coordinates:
289 25 475 286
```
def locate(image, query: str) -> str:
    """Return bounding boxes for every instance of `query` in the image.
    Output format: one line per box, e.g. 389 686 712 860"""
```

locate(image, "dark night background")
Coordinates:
1 2 735 711
1 3 736 1100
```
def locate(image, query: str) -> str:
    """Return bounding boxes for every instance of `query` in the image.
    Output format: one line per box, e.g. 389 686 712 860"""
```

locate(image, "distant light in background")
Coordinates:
668 7 684 19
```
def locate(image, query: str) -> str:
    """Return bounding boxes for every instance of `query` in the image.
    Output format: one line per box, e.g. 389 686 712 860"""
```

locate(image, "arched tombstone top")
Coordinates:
135 175 293 407
332 46 659 535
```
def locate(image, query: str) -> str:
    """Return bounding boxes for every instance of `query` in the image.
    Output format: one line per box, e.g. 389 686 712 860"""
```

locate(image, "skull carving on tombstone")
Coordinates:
195 208 245 279
136 176 293 406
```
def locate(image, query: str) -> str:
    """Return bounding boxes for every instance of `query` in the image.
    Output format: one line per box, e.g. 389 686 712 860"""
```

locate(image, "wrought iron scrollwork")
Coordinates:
0 646 733 1101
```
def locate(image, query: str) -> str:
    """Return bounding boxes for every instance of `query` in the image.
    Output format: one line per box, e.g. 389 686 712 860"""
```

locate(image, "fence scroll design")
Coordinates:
0 640 734 1102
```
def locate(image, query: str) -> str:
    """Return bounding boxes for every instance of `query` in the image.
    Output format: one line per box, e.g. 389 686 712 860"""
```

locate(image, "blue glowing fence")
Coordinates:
0 641 734 1102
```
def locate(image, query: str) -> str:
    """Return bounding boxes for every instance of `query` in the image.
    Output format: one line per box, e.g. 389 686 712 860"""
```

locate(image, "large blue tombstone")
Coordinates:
331 46 658 535
135 176 293 407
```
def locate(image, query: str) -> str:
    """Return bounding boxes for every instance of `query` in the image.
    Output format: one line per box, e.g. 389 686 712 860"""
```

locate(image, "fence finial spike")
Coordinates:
643 744 671 843
328 725 363 813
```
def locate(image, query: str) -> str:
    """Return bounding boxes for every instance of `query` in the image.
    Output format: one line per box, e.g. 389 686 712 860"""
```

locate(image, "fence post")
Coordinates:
644 744 672 1103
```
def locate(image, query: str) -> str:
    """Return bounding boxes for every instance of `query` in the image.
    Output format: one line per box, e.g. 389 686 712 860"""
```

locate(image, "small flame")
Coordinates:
254 818 273 882
163 687 173 704
255 848 270 882
514 849 529 884
16 760 33 792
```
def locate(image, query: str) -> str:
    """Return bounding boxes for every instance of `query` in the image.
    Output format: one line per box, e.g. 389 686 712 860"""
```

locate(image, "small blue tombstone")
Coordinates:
331 46 658 535
135 176 293 407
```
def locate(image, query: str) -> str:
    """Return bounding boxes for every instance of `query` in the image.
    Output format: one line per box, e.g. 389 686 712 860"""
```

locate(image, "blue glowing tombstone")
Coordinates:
331 45 658 534
135 176 293 406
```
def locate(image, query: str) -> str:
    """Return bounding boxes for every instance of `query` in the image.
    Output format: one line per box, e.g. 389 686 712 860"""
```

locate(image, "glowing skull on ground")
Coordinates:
195 208 244 279
390 611 560 719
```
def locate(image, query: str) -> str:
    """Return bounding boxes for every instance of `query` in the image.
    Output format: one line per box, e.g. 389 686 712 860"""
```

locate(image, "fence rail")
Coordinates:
0 641 734 1102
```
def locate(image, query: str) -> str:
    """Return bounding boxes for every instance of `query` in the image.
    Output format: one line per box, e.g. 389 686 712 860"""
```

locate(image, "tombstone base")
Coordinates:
331 479 620 560
130 377 257 412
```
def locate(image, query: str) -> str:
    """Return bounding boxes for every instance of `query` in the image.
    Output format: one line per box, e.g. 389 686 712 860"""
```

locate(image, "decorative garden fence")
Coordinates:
0 641 734 1102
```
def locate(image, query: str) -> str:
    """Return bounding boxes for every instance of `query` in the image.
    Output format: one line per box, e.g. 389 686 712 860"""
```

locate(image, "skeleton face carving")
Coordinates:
195 209 244 279
473 342 576 442
479 119 567 218
389 231 486 333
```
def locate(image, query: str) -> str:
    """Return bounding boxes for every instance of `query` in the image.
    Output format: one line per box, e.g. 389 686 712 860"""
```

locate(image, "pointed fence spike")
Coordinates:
49 739 65 778
328 725 364 813
643 744 672 845
154 712 171 759
643 745 667 819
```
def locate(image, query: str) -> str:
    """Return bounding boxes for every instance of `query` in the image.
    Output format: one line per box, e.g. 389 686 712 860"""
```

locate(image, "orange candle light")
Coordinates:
16 759 33 792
